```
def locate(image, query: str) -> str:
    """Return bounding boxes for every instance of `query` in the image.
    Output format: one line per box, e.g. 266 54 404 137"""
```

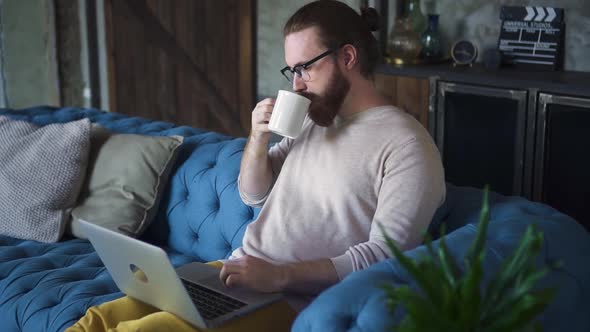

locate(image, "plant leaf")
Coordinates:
379 223 442 302
466 185 490 269
481 224 545 319
379 186 556 332
437 223 462 289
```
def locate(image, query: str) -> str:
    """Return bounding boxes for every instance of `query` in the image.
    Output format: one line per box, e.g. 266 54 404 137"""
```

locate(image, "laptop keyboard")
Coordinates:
181 278 247 321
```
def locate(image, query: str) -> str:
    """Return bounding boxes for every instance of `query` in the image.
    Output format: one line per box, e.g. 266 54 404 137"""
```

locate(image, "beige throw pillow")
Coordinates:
69 125 183 238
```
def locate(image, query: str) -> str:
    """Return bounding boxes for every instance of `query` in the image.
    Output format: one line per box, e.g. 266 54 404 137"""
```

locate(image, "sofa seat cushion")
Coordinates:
0 236 117 332
0 235 195 332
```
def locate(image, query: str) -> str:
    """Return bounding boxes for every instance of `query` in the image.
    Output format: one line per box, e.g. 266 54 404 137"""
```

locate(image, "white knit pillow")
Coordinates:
0 116 91 243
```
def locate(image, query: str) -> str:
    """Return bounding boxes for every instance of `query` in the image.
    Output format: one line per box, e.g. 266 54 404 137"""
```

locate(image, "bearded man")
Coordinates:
221 0 446 311
69 2 446 331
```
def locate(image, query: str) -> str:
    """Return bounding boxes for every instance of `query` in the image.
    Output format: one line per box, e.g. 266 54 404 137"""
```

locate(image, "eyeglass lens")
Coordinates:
284 67 311 82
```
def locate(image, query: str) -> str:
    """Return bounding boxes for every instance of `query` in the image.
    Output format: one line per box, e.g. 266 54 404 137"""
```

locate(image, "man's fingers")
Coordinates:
256 98 275 107
220 270 243 289
225 274 241 288
220 265 236 285
219 259 246 286
255 124 269 133
254 110 272 124
219 267 229 285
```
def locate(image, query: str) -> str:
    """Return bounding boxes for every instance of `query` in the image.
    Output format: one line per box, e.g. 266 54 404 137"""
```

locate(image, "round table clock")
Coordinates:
451 40 478 66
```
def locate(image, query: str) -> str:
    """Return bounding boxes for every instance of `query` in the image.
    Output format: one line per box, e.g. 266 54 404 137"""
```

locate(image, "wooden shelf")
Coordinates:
376 63 590 98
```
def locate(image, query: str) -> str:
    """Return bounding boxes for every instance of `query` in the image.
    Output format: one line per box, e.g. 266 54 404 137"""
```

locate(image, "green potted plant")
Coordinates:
380 187 557 332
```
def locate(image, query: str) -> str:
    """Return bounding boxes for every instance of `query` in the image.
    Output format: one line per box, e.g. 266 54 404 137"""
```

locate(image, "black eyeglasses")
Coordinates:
280 49 336 83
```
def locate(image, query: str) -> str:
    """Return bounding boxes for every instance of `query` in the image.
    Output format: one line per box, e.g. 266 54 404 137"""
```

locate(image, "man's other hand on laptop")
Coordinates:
220 255 287 293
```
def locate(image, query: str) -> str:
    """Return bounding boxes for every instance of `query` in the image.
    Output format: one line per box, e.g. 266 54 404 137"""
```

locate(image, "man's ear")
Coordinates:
341 44 358 69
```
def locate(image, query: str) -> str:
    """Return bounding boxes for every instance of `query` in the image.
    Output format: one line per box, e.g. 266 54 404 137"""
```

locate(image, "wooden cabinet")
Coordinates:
534 93 590 227
375 73 430 129
376 64 590 229
435 82 528 197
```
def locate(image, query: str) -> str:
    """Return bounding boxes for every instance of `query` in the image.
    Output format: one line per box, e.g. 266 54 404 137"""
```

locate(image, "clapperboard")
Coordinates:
497 6 565 70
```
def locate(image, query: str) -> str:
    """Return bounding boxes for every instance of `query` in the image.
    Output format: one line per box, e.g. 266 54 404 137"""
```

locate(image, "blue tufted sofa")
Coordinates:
1 107 589 332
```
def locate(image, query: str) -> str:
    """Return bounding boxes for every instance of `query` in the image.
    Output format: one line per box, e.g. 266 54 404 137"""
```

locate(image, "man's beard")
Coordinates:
299 67 350 127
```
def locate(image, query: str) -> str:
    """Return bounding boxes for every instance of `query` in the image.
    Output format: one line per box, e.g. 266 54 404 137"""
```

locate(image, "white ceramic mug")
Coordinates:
268 90 311 139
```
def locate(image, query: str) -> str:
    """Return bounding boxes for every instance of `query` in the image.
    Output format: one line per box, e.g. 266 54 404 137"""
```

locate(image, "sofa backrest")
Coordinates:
1 106 260 262
5 107 586 268
146 136 260 262
428 183 586 240
427 183 590 297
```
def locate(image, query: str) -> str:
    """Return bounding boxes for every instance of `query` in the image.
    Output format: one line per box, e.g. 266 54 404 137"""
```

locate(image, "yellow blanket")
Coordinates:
67 261 296 332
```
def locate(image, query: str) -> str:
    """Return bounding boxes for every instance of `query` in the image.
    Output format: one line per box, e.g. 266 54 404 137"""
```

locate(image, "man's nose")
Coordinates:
292 75 306 92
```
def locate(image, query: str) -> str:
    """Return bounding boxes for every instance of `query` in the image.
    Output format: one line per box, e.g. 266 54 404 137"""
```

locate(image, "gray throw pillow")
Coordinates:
0 116 91 243
69 125 183 239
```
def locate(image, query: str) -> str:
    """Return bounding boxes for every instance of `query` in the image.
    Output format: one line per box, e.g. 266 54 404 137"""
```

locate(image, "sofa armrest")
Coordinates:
292 260 397 332
294 196 590 332
292 224 481 332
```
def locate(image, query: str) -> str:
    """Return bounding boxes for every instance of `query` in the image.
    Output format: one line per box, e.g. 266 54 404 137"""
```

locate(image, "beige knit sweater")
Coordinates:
232 105 446 281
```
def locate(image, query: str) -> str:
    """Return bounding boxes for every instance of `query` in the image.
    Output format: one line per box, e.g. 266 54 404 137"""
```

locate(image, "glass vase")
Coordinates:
421 14 442 59
407 0 427 35
388 16 422 64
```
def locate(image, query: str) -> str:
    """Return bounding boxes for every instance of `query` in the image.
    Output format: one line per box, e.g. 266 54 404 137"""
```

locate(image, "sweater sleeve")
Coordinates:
330 138 446 280
238 136 293 207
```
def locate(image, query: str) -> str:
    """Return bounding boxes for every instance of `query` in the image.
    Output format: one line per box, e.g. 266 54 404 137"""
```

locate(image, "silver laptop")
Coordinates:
78 219 283 329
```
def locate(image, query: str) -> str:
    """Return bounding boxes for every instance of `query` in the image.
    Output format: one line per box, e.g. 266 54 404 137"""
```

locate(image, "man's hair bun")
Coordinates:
360 7 380 32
